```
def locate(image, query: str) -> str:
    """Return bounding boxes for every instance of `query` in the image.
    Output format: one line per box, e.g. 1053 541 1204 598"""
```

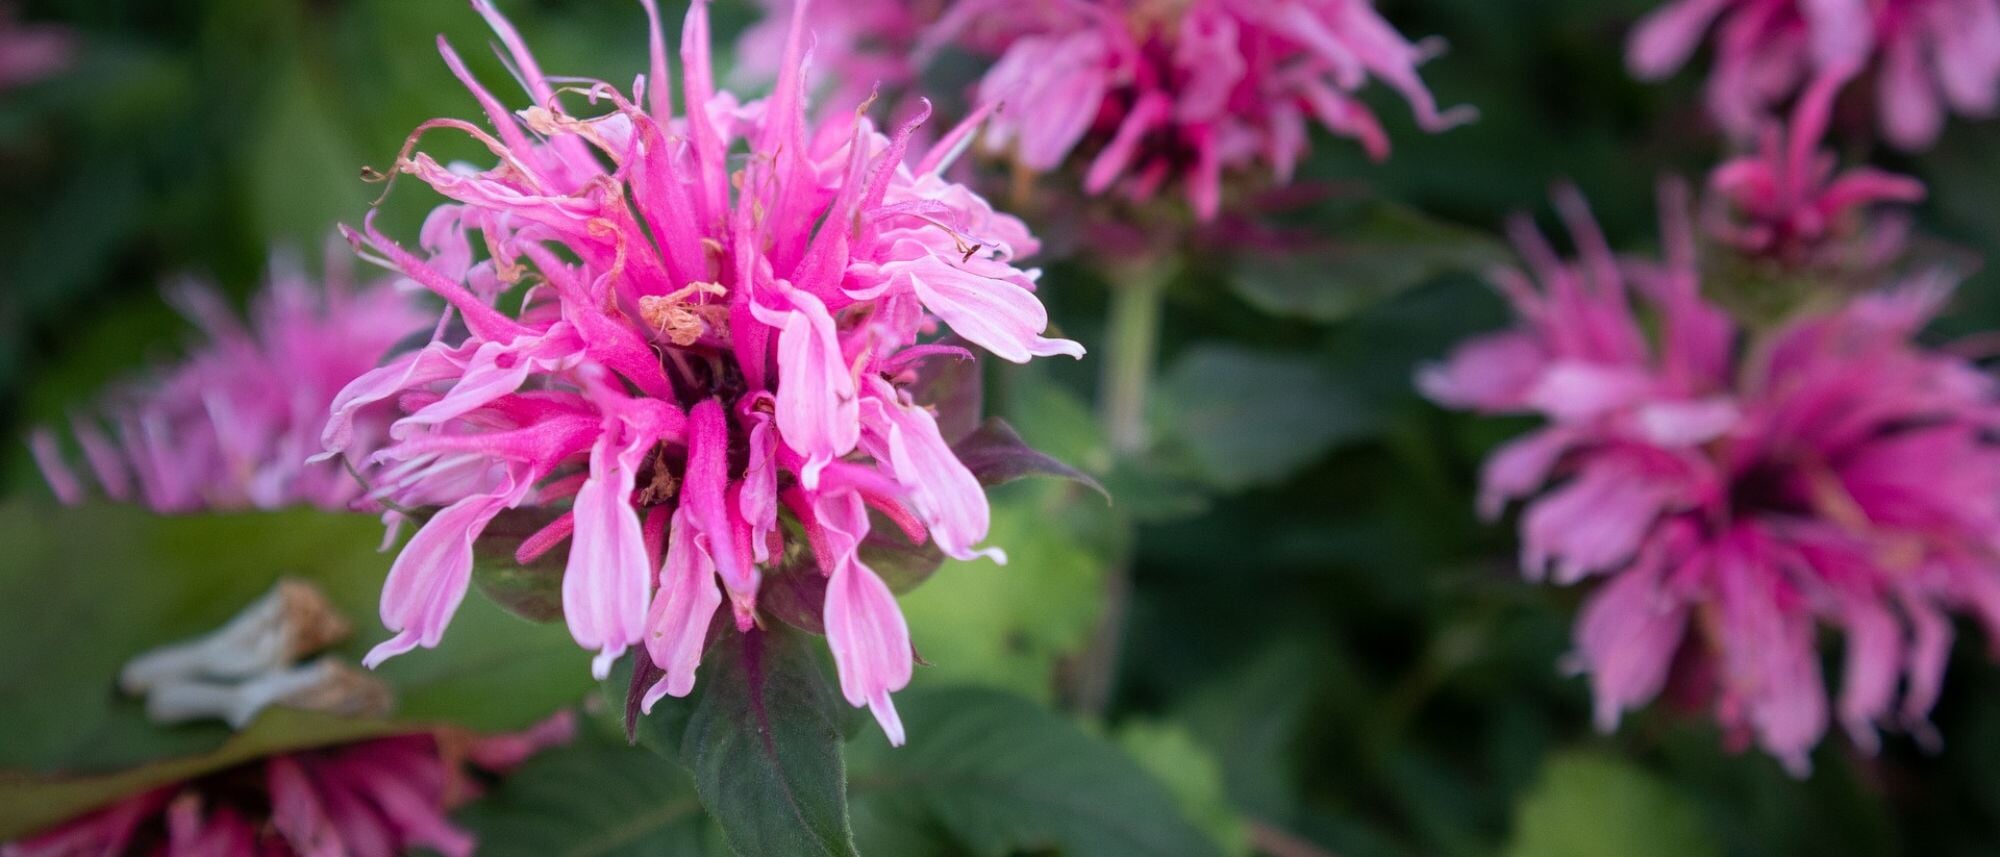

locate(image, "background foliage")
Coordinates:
7 0 2000 855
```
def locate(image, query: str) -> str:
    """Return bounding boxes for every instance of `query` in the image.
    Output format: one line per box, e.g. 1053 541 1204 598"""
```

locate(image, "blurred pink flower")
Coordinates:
1706 71 1925 266
734 0 943 108
1 714 573 857
1421 186 2000 775
929 0 1474 219
31 250 428 514
323 0 1080 744
1629 0 2000 150
0 3 73 90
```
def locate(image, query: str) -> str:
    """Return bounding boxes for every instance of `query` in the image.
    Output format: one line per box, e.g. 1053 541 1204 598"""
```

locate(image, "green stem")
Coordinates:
1071 257 1174 715
1099 262 1170 457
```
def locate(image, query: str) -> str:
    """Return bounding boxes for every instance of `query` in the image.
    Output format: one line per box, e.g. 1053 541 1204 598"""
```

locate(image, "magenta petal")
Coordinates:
644 506 724 708
366 489 513 668
897 255 1084 363
562 429 654 680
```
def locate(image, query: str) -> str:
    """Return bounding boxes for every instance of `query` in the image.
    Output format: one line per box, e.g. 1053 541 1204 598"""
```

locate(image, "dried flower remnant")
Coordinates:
322 0 1081 744
0 714 575 857
1421 186 2000 775
1629 0 2000 150
30 250 427 514
928 0 1474 219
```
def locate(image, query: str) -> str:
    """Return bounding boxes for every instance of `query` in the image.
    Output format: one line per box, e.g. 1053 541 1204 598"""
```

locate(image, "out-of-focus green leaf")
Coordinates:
1116 721 1252 857
456 724 720 857
1505 750 1720 857
1002 367 1110 477
953 417 1109 501
1229 201 1505 323
897 484 1109 701
0 502 592 835
661 625 858 857
848 686 1225 857
1175 638 1318 820
1158 345 1378 490
247 56 371 247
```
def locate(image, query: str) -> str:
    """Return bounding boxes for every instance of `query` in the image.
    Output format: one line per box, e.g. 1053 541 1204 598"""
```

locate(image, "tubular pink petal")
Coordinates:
562 429 654 680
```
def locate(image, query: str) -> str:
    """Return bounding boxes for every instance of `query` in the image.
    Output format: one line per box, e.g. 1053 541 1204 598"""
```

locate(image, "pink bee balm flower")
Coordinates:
324 0 1081 743
1 715 573 857
0 3 74 90
1421 186 2000 775
928 0 1474 219
30 250 427 514
735 0 943 108
1629 0 2000 150
1706 71 1925 267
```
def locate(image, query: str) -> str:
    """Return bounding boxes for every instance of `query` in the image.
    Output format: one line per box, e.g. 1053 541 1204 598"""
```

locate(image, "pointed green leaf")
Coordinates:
1158 346 1377 490
456 726 718 857
1229 200 1504 323
666 626 858 857
952 417 1109 501
850 687 1225 857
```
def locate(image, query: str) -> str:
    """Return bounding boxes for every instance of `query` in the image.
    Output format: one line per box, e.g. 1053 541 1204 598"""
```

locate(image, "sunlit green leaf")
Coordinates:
1505 750 1720 857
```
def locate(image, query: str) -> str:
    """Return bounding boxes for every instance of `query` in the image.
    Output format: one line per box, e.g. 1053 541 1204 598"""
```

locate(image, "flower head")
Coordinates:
735 0 943 108
326 0 1081 743
1421 186 2000 775
1 716 573 857
929 0 1474 219
0 3 73 90
31 250 427 514
1705 71 1925 268
1629 0 2000 150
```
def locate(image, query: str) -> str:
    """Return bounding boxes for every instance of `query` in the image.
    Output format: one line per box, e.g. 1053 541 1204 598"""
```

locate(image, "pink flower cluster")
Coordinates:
1630 0 2000 150
0 2 73 90
734 0 943 107
31 254 426 514
1705 71 1924 267
318 0 1080 744
2 716 573 857
926 0 1473 219
1421 187 2000 774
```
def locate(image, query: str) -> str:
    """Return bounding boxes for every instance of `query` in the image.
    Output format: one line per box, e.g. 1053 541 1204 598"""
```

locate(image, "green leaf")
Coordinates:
0 502 593 837
1115 721 1252 857
849 686 1225 857
671 626 858 857
1229 200 1505 323
246 54 372 246
952 417 1109 501
1158 345 1378 490
1505 750 1721 857
860 514 949 596
471 508 568 624
896 485 1110 701
1174 639 1319 821
456 725 719 857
